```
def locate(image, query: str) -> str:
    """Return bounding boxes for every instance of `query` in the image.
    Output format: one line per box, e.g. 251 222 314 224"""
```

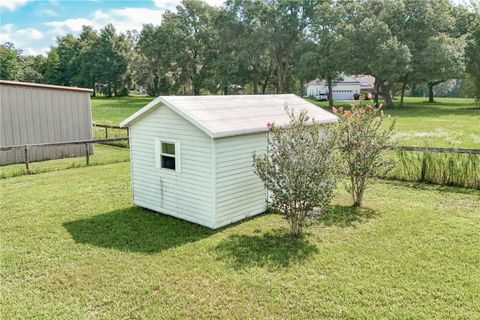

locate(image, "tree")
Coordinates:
253 108 337 237
73 26 99 95
151 0 217 95
416 34 466 103
95 24 131 96
41 48 62 84
0 42 23 80
339 17 410 107
262 0 315 93
465 10 480 104
334 102 395 207
20 54 45 83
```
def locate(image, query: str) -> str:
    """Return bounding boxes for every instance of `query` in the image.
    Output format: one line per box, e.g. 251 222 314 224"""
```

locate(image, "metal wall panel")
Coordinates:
0 84 93 165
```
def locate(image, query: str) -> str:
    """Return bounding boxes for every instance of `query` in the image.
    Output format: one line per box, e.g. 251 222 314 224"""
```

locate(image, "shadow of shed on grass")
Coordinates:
63 207 215 253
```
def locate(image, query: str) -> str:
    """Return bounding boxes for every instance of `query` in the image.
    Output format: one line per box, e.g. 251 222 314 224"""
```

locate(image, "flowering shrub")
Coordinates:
253 108 337 237
334 103 396 207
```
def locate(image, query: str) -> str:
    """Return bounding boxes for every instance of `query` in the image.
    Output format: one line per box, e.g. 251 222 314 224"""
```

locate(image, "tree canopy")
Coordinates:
0 0 478 104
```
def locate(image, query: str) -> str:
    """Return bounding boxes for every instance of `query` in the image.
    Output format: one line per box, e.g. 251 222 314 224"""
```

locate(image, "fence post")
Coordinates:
24 145 30 174
85 143 90 165
105 127 108 139
126 127 130 148
420 156 427 182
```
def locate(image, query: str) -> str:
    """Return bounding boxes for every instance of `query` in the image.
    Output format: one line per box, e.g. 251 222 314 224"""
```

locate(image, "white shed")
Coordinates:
120 94 337 229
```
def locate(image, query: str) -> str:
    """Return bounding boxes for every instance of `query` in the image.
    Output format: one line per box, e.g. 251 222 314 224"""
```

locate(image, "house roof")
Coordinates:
120 94 338 138
353 75 376 89
307 76 360 86
0 80 93 93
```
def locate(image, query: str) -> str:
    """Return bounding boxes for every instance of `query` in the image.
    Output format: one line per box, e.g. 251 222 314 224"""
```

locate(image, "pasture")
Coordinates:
1 163 479 319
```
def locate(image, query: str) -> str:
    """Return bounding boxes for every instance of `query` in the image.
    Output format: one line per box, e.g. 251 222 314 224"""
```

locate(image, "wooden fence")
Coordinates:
93 123 128 139
390 145 480 155
1 138 478 178
0 137 129 173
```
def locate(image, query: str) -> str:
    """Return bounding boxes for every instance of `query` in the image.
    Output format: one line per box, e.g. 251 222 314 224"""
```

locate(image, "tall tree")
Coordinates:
465 9 480 103
0 42 23 80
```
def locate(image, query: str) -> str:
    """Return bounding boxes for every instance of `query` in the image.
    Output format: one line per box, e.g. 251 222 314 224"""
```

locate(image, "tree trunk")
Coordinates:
378 81 393 107
327 78 334 108
277 67 284 94
428 82 434 103
262 75 270 94
300 80 305 97
400 76 408 107
223 87 228 95
253 81 258 94
374 79 379 104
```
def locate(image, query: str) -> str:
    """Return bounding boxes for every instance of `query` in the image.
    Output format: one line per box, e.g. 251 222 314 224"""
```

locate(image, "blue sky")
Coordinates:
0 0 223 55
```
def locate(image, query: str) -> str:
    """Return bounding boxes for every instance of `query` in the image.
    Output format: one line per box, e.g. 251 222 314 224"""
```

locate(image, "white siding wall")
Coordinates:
129 105 215 228
214 132 267 228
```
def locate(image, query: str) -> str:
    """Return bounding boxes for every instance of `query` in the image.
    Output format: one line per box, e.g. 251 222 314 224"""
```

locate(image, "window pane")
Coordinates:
161 155 175 170
162 142 175 155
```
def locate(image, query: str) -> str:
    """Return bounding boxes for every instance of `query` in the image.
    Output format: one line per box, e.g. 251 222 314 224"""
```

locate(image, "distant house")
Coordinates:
120 94 338 229
307 75 375 100
0 80 93 165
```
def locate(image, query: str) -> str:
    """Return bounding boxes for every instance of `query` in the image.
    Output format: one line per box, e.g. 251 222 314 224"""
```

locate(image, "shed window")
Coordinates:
161 142 176 170
155 138 181 172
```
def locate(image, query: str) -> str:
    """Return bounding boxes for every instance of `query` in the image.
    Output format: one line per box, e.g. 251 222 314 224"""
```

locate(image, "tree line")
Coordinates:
1 0 479 107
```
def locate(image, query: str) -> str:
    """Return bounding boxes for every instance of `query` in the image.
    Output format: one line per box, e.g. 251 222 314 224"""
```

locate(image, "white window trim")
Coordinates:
154 138 181 173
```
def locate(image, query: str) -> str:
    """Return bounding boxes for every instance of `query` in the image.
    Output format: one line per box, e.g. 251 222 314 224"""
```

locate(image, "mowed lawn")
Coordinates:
1 162 479 319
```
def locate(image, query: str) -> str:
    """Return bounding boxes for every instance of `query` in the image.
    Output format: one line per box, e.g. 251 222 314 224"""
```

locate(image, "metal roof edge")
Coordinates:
0 80 93 93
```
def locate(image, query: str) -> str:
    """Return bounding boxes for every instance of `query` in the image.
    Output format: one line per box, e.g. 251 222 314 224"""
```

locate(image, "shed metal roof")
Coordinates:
0 80 93 93
120 94 337 138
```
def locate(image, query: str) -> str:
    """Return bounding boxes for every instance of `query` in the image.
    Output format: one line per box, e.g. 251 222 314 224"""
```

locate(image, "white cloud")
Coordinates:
17 28 44 40
0 24 44 42
0 24 47 55
46 8 166 35
37 8 57 17
0 0 29 11
24 46 50 55
153 0 225 10
46 18 100 35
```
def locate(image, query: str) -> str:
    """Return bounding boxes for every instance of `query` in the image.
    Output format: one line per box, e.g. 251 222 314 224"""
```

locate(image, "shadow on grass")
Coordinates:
316 205 378 228
382 179 479 196
213 228 318 270
63 207 214 253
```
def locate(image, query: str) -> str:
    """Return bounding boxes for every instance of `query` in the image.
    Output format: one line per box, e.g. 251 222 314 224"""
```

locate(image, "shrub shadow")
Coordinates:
316 205 378 228
213 228 318 270
63 207 215 253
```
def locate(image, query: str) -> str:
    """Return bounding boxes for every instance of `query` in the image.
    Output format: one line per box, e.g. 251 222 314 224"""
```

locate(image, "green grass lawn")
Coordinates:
92 96 155 125
1 162 479 319
0 144 130 179
311 97 480 148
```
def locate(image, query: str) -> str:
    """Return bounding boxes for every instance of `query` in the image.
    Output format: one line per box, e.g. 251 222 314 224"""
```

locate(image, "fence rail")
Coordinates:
93 123 128 139
0 137 129 173
1 138 479 177
389 145 480 155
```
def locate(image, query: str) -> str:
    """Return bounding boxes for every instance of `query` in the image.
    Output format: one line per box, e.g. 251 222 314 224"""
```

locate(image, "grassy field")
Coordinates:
311 97 480 148
92 96 480 148
1 162 479 319
92 96 154 125
0 144 129 179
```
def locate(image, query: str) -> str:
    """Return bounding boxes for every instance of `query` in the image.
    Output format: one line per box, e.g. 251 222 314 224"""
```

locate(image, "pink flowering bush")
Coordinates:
334 102 396 207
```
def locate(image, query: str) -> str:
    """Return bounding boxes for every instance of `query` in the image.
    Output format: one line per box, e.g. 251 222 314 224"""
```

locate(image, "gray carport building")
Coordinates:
0 80 93 165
